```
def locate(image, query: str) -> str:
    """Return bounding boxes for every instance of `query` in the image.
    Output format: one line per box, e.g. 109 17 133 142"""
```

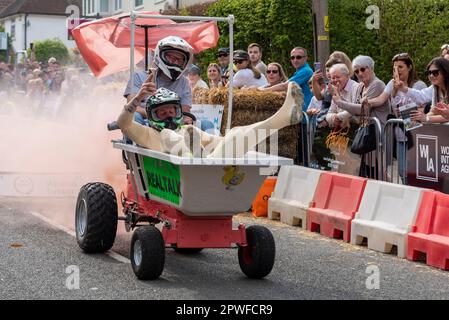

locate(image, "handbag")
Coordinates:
350 104 377 155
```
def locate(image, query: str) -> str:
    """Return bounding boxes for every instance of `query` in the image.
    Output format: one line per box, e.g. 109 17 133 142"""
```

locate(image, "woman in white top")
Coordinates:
395 57 449 124
363 53 427 183
230 50 268 89
364 53 427 109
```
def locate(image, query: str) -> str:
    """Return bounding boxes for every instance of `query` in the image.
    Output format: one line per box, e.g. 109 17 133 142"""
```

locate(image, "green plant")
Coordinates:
28 38 70 64
0 25 13 62
329 0 449 82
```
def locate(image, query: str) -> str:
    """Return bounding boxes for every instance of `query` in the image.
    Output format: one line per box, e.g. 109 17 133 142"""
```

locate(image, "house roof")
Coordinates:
0 0 82 19
0 0 14 12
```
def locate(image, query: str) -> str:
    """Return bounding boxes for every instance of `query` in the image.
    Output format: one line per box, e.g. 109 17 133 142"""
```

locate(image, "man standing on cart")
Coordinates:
123 36 194 126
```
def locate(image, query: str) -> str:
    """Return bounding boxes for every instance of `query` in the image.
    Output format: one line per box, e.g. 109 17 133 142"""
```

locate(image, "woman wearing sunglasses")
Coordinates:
331 55 390 126
330 55 390 178
260 62 288 88
230 50 268 89
395 57 449 124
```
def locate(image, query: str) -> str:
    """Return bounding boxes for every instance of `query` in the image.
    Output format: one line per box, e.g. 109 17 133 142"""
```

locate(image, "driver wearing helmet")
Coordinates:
123 36 194 126
118 80 219 154
146 88 184 131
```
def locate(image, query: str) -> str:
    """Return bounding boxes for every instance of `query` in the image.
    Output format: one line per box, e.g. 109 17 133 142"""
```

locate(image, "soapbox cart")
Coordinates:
75 142 293 280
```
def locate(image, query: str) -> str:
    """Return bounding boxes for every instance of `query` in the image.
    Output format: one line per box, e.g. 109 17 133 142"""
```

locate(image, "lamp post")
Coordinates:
312 0 330 70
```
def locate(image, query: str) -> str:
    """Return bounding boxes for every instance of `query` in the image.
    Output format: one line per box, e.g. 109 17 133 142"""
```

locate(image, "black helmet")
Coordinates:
233 50 249 61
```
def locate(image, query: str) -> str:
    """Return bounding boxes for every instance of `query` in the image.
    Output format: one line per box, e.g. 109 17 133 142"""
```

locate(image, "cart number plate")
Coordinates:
143 157 181 205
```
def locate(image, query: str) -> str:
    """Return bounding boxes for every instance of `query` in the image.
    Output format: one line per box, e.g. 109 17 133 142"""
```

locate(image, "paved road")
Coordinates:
1 197 449 300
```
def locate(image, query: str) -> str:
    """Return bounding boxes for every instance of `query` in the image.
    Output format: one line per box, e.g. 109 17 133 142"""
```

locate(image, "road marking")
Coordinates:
29 211 130 264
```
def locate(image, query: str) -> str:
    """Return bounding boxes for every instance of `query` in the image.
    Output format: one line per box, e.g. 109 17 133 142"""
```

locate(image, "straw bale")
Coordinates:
192 87 299 160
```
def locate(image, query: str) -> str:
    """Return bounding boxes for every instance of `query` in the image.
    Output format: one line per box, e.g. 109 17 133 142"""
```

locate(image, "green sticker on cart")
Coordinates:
143 156 181 205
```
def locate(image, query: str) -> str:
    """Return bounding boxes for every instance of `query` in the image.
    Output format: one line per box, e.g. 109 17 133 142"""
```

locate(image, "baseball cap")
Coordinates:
188 64 201 75
218 48 230 55
233 50 250 61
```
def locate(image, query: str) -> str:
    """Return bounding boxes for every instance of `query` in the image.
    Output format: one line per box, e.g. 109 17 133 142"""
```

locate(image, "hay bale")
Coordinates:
192 87 299 161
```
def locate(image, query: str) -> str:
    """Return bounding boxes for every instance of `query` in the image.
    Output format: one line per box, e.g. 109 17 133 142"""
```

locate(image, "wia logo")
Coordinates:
419 144 435 172
416 135 438 182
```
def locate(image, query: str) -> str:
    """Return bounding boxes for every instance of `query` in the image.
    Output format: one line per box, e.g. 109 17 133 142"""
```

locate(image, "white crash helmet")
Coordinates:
154 36 194 81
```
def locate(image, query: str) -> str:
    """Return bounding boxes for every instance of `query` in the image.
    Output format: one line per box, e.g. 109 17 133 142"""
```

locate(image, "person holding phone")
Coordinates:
394 57 449 124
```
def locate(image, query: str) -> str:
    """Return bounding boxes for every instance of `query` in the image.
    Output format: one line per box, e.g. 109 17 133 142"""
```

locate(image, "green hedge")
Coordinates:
29 38 70 64
330 0 449 82
201 0 313 77
195 0 449 84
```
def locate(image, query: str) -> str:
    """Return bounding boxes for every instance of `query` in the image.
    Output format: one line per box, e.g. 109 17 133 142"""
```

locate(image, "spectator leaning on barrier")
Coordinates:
363 53 427 184
332 55 389 127
330 56 389 178
364 53 427 113
207 63 224 88
248 43 267 76
396 57 449 124
187 64 209 91
230 50 268 89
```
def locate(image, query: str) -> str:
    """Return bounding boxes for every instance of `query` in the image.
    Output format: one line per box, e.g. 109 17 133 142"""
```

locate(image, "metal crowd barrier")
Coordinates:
365 116 384 181
297 112 316 167
298 115 384 181
383 118 408 185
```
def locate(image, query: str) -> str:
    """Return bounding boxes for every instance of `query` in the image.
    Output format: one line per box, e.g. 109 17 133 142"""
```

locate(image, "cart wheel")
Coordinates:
131 226 165 280
238 225 275 279
75 183 118 253
173 246 203 254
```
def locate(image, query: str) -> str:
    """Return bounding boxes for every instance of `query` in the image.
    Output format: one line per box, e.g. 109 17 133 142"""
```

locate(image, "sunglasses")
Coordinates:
234 60 245 64
266 69 279 74
354 67 368 75
427 69 440 77
217 53 229 58
441 44 449 50
290 55 305 60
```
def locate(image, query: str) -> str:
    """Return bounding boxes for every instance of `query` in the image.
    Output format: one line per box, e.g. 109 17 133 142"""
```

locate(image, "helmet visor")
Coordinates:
150 103 182 122
160 49 188 69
